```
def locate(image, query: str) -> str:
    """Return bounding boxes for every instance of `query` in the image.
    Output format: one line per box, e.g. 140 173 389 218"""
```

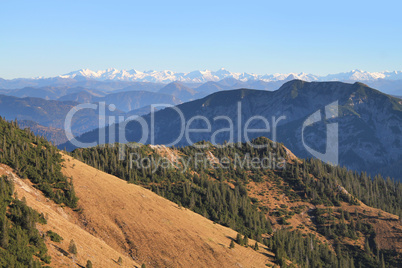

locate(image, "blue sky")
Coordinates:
1 0 401 79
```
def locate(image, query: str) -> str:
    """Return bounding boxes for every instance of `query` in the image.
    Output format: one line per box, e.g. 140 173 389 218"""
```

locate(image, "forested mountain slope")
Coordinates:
73 138 402 267
0 116 79 266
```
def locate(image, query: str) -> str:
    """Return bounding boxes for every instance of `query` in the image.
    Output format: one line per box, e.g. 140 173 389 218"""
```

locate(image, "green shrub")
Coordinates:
46 230 63 242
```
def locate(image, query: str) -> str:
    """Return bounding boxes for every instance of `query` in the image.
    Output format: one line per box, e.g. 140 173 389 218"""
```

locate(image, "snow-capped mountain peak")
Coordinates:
59 68 402 84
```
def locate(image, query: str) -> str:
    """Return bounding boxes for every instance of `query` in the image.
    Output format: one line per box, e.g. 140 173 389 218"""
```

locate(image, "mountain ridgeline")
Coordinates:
64 80 402 181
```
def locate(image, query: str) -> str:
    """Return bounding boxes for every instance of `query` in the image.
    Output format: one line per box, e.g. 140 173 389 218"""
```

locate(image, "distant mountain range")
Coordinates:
2 68 402 96
59 68 402 84
61 80 402 180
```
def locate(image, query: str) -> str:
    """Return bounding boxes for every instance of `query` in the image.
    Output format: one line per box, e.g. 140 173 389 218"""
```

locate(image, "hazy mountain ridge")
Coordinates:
6 86 105 100
17 120 68 145
60 90 181 112
0 94 124 142
0 90 179 145
61 80 402 180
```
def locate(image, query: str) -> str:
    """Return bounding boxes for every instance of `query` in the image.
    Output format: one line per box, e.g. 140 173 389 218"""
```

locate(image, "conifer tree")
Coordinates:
236 233 243 246
364 238 371 255
86 260 93 268
68 239 78 255
230 240 235 249
254 242 259 251
243 235 249 247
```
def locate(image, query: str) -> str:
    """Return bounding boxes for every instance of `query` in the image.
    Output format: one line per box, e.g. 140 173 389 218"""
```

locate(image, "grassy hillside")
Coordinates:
0 117 82 267
0 118 280 267
60 153 277 267
0 162 140 268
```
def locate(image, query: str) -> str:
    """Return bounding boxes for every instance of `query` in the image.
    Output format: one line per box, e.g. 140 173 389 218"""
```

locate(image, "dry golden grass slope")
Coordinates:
61 153 276 267
1 152 278 268
0 163 140 268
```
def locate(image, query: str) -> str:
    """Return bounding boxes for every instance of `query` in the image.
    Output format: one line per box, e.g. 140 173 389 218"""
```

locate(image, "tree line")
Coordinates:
0 117 78 208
